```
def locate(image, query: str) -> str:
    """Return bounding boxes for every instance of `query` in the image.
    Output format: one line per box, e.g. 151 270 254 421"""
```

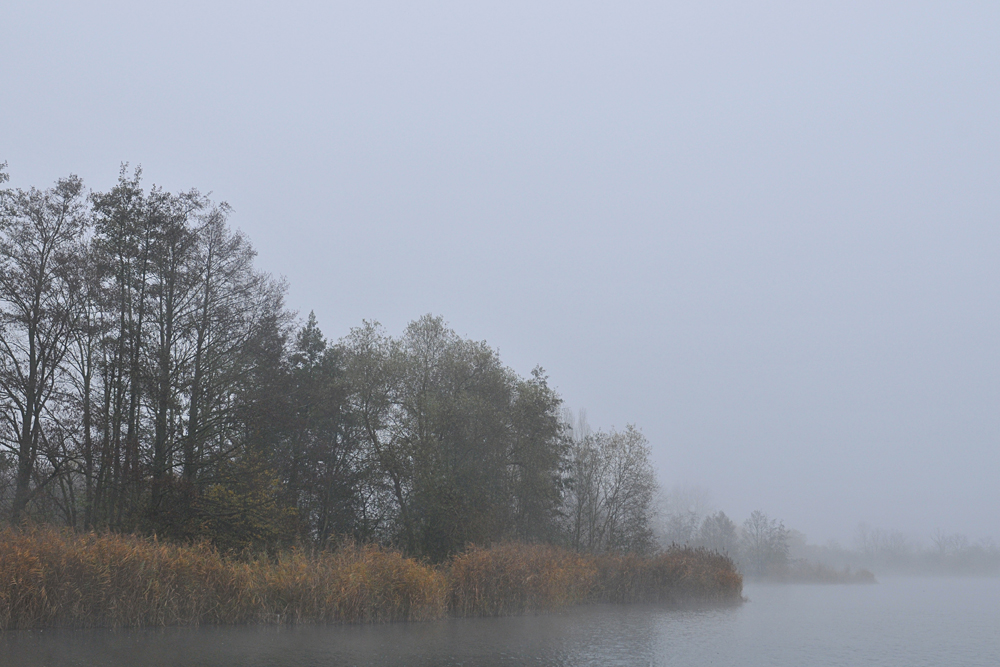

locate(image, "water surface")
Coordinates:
3 577 998 666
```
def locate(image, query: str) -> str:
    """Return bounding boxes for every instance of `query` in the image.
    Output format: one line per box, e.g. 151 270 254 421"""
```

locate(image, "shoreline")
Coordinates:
0 528 743 630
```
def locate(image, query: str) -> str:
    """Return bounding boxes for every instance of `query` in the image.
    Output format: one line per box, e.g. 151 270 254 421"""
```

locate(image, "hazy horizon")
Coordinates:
4 1 998 546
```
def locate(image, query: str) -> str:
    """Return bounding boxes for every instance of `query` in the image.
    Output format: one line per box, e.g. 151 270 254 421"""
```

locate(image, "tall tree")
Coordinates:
144 186 206 512
343 320 410 545
0 173 88 521
741 510 789 576
61 238 105 528
565 425 657 553
343 315 566 560
90 165 154 525
278 313 363 544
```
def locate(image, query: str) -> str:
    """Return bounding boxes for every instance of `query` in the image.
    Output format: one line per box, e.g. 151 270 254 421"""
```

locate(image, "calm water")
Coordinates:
3 577 999 666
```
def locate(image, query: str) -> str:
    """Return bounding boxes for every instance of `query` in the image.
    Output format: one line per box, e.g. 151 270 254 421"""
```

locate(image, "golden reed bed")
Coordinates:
0 528 742 629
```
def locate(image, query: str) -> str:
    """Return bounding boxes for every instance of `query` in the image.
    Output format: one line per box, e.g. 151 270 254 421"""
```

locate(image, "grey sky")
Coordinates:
3 1 998 544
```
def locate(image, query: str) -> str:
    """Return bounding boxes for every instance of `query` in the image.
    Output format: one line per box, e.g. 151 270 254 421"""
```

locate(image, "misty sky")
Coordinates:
3 1 998 545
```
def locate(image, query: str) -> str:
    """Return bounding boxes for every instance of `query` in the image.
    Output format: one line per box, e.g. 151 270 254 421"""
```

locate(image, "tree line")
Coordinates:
658 498 1000 577
0 164 657 560
658 507 790 577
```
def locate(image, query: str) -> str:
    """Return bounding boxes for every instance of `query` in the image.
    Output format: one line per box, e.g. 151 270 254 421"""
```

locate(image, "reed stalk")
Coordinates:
0 528 742 629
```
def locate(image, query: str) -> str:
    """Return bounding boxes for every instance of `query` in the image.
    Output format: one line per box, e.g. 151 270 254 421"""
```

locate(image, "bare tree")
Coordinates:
61 240 104 528
145 187 206 509
0 174 88 521
741 510 789 576
854 522 913 566
566 424 657 553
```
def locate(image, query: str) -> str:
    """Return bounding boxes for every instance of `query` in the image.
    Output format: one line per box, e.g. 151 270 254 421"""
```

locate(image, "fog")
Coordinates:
3 1 998 545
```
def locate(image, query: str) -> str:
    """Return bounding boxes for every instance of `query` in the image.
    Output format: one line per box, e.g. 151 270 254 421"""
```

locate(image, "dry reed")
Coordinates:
448 543 596 616
0 529 742 630
0 527 446 629
447 543 743 615
593 547 744 605
255 544 447 623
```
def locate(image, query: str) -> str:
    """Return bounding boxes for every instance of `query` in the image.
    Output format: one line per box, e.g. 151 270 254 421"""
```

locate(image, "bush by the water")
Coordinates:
0 528 742 629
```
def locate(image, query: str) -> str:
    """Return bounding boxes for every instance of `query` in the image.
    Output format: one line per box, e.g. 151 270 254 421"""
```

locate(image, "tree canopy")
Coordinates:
0 165 657 559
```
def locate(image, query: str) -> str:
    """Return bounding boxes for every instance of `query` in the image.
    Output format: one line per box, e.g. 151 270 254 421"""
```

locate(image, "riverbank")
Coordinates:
0 528 742 629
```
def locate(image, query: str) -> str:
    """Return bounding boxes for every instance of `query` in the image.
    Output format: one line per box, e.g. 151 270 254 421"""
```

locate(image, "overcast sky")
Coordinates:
3 1 998 545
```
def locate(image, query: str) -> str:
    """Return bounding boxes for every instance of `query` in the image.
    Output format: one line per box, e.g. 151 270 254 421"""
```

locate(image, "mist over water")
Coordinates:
4 578 999 666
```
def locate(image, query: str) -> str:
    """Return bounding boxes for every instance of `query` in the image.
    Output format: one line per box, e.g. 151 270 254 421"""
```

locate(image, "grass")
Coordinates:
0 527 742 629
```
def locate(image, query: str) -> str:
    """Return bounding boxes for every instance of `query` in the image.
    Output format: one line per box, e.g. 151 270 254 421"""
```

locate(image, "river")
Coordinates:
2 577 998 666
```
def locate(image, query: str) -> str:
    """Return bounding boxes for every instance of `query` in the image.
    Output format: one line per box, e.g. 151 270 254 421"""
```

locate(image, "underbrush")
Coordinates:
0 528 742 629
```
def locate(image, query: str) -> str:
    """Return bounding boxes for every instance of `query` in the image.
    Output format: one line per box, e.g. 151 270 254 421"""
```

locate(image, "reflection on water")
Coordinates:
3 578 999 666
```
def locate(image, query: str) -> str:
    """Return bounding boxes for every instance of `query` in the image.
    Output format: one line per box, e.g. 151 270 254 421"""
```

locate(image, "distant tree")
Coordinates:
399 315 564 559
189 279 290 547
561 407 592 442
158 201 291 543
652 484 711 548
28 165 292 540
341 319 405 544
660 510 701 546
144 186 207 512
741 510 789 576
854 523 912 566
61 239 105 529
931 529 970 556
88 165 164 525
698 511 739 555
